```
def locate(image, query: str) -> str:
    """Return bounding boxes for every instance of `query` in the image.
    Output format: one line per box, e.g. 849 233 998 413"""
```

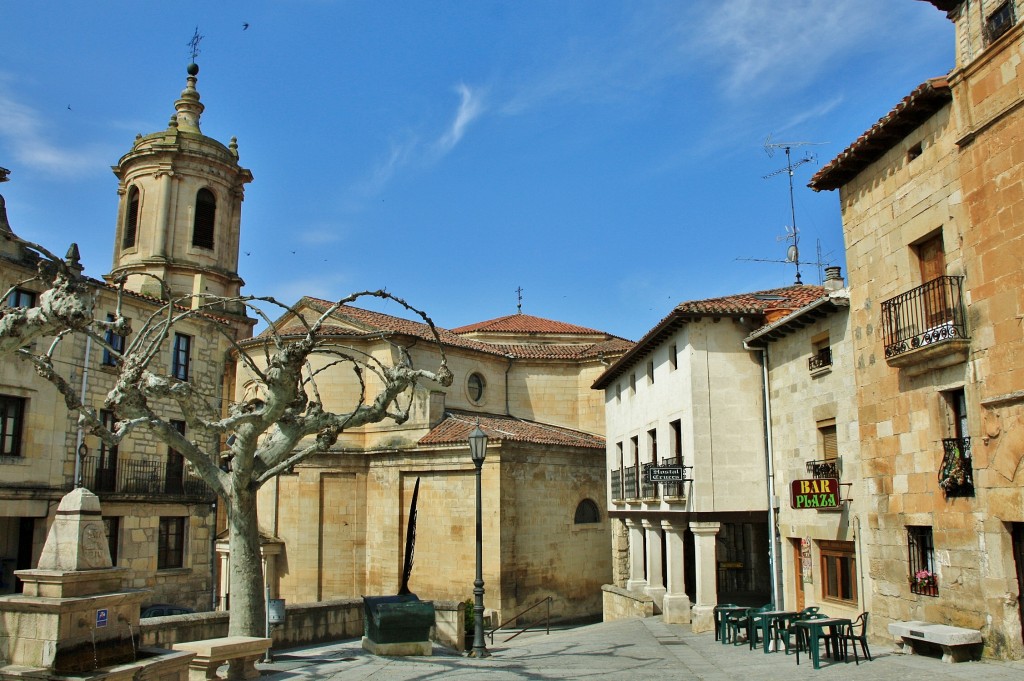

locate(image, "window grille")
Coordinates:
908 526 938 596
985 1 1015 44
573 499 600 524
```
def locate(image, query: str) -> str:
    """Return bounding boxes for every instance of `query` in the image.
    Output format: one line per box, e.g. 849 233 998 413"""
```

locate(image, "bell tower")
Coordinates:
108 62 253 316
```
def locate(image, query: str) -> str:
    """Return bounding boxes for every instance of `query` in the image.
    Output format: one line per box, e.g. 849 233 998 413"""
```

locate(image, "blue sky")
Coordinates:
1 1 953 341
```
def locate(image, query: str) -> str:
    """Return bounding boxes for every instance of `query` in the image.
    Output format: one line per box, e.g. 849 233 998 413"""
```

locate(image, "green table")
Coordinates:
795 617 851 669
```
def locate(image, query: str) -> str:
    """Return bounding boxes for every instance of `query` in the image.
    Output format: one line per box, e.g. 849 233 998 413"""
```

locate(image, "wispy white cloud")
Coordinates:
350 83 485 200
0 82 107 177
436 83 485 154
692 1 877 99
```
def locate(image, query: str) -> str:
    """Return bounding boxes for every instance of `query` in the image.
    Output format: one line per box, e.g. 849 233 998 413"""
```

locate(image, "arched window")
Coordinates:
192 188 216 249
122 186 140 249
573 499 600 524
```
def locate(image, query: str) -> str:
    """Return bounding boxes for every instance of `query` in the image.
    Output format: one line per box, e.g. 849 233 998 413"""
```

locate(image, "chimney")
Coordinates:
823 266 844 291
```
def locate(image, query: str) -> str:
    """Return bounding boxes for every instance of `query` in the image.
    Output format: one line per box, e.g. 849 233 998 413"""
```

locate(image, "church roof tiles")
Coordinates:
419 409 604 449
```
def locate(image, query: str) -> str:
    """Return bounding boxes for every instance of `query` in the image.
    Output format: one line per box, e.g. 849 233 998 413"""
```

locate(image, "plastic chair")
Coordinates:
746 604 775 650
840 612 872 664
713 604 738 642
726 608 753 645
794 612 834 662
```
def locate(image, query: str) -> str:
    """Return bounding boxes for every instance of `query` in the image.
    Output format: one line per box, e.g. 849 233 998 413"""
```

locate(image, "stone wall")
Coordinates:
601 584 654 621
139 598 465 652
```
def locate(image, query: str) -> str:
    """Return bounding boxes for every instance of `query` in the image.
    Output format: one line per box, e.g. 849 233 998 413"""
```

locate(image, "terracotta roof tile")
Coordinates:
250 298 635 362
452 313 606 335
809 77 951 192
419 409 604 449
593 284 828 389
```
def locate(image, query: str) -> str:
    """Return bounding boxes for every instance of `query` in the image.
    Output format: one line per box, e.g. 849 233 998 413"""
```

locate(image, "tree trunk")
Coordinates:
226 484 266 637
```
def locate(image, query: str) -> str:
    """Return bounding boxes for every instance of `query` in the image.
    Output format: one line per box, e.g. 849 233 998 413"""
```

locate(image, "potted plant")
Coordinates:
912 569 937 590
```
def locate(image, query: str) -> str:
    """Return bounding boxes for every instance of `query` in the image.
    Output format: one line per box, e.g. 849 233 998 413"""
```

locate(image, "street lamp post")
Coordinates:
468 425 490 658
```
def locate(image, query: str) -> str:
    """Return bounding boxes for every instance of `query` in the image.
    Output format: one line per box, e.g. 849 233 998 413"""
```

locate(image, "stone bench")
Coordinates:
171 636 272 681
887 621 982 663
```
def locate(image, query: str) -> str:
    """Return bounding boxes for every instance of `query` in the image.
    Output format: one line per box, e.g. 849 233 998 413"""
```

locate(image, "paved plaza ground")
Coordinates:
254 616 1024 680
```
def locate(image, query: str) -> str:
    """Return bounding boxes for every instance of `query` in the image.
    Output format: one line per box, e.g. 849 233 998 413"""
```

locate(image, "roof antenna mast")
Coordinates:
762 134 824 284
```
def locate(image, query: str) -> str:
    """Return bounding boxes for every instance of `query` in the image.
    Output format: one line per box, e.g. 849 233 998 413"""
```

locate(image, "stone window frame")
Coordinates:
157 516 186 570
819 539 857 604
466 372 486 404
0 394 26 458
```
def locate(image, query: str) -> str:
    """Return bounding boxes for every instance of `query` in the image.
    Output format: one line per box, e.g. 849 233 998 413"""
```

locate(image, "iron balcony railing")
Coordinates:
623 465 638 499
808 346 833 372
610 468 623 501
659 456 686 497
881 276 968 359
640 463 658 499
806 457 841 479
938 436 974 498
78 455 213 501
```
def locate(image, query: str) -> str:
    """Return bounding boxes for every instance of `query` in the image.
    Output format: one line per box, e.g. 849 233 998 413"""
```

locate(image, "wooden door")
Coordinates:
917 234 950 327
792 539 805 611
1013 524 1024 646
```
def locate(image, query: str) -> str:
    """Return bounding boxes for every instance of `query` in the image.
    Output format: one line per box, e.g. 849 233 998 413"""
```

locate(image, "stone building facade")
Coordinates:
743 273 865 623
808 0 1024 658
234 301 631 625
593 284 831 631
0 64 253 611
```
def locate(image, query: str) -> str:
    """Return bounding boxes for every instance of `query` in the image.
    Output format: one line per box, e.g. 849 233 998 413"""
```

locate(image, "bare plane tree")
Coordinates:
0 236 452 636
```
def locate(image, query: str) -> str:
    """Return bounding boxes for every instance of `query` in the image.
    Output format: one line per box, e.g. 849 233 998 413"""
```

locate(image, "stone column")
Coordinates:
642 520 666 608
624 518 647 592
661 520 691 624
689 521 720 633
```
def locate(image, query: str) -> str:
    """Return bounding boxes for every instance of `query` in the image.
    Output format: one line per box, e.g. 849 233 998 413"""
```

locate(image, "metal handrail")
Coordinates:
487 596 552 644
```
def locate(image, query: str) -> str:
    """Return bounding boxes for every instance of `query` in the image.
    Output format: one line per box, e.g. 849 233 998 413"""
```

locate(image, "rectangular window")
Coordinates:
158 517 185 569
819 540 857 604
166 420 186 494
646 360 654 385
629 373 636 396
985 1 1015 44
102 314 127 367
647 428 658 464
6 288 36 308
0 395 26 457
669 344 678 371
172 333 192 381
670 419 682 459
95 410 119 492
908 526 938 596
103 516 120 566
809 332 832 372
616 383 622 404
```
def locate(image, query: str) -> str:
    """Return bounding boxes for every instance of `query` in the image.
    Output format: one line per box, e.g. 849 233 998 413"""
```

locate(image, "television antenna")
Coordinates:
760 134 825 284
736 238 835 286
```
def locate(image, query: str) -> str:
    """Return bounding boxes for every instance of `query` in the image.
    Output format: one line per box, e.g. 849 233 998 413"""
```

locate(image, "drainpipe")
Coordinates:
73 335 93 488
504 355 514 416
745 341 782 609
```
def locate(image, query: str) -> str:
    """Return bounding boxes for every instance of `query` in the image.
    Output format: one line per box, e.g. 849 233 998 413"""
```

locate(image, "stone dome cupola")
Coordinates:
108 62 253 316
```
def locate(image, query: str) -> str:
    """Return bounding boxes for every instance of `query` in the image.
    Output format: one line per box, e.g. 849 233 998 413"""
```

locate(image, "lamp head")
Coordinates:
468 425 488 464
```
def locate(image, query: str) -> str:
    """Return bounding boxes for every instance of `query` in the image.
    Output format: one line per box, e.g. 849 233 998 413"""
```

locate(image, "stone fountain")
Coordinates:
0 488 193 680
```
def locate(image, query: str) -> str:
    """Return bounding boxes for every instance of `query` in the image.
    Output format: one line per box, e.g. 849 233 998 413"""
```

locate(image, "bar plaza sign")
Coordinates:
790 478 841 509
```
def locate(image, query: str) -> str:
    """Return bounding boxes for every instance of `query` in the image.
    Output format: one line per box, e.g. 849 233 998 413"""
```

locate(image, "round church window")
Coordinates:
467 372 486 403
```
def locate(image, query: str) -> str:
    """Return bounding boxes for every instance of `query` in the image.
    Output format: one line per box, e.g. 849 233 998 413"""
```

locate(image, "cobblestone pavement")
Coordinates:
253 617 1024 680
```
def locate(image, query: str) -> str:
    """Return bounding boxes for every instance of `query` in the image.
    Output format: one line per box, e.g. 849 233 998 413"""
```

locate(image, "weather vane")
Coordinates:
187 26 204 63
516 286 524 314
